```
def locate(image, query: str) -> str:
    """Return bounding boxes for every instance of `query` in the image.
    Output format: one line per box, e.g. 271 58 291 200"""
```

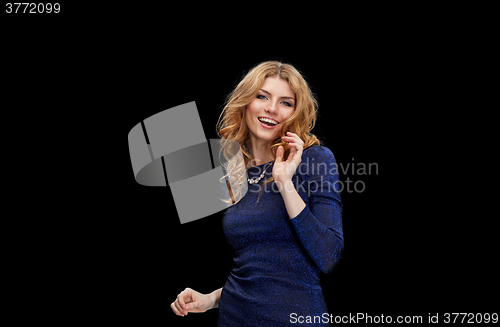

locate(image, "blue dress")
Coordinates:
218 145 344 326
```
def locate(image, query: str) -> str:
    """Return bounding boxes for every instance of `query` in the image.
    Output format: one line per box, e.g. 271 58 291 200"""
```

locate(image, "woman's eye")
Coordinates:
256 94 268 100
281 101 292 107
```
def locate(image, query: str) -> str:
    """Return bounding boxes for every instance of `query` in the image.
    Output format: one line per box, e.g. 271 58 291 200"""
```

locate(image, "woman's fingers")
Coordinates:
276 145 284 163
281 132 304 171
178 293 186 309
287 143 296 162
282 133 304 149
287 143 302 168
175 298 188 315
286 131 302 142
282 135 303 161
172 288 195 316
288 142 303 152
171 301 185 316
284 132 303 143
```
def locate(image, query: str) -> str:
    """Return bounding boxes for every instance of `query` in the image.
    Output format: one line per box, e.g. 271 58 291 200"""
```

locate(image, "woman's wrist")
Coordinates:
278 180 306 219
275 179 293 192
209 288 223 309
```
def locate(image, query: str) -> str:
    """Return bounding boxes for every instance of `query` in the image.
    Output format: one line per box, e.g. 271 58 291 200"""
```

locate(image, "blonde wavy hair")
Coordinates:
216 61 321 204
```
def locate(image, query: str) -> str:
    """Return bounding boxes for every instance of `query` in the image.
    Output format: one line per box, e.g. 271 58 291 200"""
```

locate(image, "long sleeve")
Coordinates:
290 145 344 274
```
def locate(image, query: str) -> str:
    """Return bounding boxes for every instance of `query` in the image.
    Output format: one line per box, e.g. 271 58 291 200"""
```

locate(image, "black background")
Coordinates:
3 5 497 326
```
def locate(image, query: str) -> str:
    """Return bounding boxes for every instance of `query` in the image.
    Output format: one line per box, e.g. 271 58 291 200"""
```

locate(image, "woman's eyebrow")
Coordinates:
259 89 295 101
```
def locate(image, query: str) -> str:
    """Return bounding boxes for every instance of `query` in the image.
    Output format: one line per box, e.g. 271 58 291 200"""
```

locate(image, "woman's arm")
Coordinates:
275 139 344 274
288 146 344 274
279 180 306 219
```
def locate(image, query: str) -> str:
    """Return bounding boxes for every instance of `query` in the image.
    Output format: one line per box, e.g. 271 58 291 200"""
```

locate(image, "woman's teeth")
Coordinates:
258 117 278 125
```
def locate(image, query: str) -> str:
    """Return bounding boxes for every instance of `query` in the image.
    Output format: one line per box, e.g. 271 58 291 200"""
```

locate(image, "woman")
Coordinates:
171 61 344 326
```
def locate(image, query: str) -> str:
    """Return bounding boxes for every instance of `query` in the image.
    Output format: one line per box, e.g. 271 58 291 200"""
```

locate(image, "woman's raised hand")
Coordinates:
273 132 304 185
171 288 215 317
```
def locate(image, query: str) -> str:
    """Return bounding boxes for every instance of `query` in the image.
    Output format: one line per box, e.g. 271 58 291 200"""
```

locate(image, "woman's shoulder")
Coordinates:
296 144 338 180
302 144 336 163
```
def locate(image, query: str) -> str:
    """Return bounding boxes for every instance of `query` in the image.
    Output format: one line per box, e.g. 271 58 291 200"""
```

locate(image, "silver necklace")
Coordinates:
247 162 273 184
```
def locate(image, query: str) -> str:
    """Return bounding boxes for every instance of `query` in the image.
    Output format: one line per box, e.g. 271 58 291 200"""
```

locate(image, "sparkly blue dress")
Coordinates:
218 145 344 326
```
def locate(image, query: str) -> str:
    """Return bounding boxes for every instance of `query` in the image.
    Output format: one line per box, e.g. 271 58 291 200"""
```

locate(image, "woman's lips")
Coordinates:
258 118 278 129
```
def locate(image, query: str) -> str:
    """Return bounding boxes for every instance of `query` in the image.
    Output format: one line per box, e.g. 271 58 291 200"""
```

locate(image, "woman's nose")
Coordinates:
265 101 279 115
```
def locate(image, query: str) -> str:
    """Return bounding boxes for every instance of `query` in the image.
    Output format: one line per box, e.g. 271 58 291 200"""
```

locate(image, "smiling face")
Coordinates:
245 75 295 147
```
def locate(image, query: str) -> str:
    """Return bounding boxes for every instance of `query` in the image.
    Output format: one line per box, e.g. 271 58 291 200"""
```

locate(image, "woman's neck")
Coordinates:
248 139 273 167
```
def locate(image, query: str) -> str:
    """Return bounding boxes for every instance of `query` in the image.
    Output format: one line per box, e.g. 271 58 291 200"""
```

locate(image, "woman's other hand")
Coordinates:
170 288 215 316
